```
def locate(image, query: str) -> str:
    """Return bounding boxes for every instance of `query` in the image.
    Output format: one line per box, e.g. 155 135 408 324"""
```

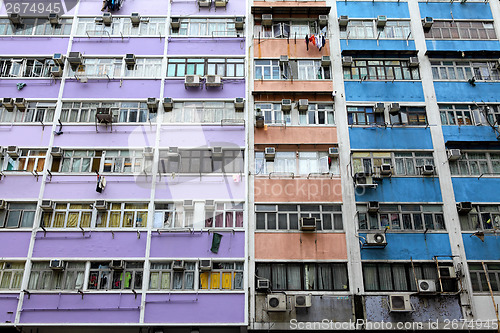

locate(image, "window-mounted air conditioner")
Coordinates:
457 201 472 215
256 113 265 128
131 12 141 26
321 56 331 67
266 294 287 312
14 98 27 112
380 164 392 176
205 200 215 210
257 278 270 290
95 17 104 24
281 99 292 112
377 15 387 27
183 200 194 209
409 57 419 67
355 173 375 188
338 15 349 27
102 13 112 26
0 200 6 210
279 55 289 64
143 147 154 157
40 200 54 211
168 147 179 155
199 259 212 271
389 295 412 312
51 147 62 157
95 200 107 210
262 14 273 27
163 97 173 111
147 97 158 111
173 260 185 270
2 98 14 111
300 217 317 231
171 17 180 29
212 147 223 158
215 0 228 7
418 279 437 293
9 13 23 25
375 103 385 112
367 201 379 213
235 17 244 30
51 65 63 77
423 17 433 29
96 108 112 123
389 103 400 113
319 15 328 27
439 266 457 279
265 147 276 161
295 294 312 308
328 147 339 157
68 52 82 65
206 75 222 87
49 260 64 270
447 149 461 161
198 0 211 7
422 165 435 175
110 260 125 270
234 98 244 111
185 75 201 87
125 53 136 67
7 146 19 158
48 13 59 25
298 99 309 111
365 233 387 246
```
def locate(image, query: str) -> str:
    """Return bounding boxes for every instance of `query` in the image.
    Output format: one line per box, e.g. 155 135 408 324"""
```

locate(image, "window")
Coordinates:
340 20 411 39
352 151 434 176
28 261 85 290
256 263 348 291
298 60 331 80
68 58 163 79
149 262 195 290
431 60 500 81
200 262 244 290
300 104 335 125
254 60 282 80
0 18 72 36
76 17 165 36
358 204 445 231
0 58 53 78
439 104 500 126
254 21 324 38
52 150 101 173
390 107 427 125
60 101 155 123
154 203 194 229
363 262 457 292
449 151 500 176
460 205 500 231
344 59 420 80
164 101 243 123
256 103 289 125
158 149 244 174
424 21 496 40
0 102 56 123
172 18 237 36
124 58 162 78
205 202 244 228
5 149 46 172
88 261 143 290
0 262 24 290
97 203 148 228
103 150 151 173
41 203 93 228
256 204 343 231
166 58 244 77
0 203 36 228
255 150 340 176
348 106 384 125
469 263 500 292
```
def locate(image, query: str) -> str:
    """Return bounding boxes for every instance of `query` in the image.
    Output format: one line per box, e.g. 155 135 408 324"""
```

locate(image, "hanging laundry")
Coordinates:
305 34 309 51
315 35 321 50
211 233 223 253
309 34 316 46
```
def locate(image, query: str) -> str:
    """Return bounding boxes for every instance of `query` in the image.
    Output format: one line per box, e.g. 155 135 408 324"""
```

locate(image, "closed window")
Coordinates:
254 60 283 80
149 262 195 290
439 104 500 126
460 205 500 231
5 149 46 172
297 60 331 80
172 18 237 36
28 261 85 290
42 203 93 228
88 261 143 290
60 101 154 123
431 60 500 81
348 106 384 125
469 263 500 292
158 149 244 174
0 203 36 228
0 102 56 123
167 58 244 77
340 20 411 39
205 202 244 228
425 21 496 40
76 17 165 36
352 151 434 176
255 151 339 176
164 101 243 124
54 150 101 173
344 59 420 80
299 104 335 125
449 151 500 176
256 103 289 125
0 262 24 290
0 18 72 36
200 262 244 290
97 203 148 228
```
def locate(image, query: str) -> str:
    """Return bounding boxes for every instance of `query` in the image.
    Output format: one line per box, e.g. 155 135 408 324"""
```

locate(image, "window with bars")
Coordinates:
88 261 143 290
424 21 496 40
42 203 93 228
200 262 244 290
5 149 46 172
164 101 243 123
469 263 500 292
0 102 56 123
431 60 500 81
0 262 24 290
96 203 149 228
60 101 155 123
256 204 343 231
158 149 244 174
449 151 500 176
344 59 420 80
340 20 411 39
0 58 53 78
352 151 434 176
358 204 445 231
255 151 340 176
439 104 500 126
0 18 73 35
0 203 36 228
256 262 349 291
76 17 166 36
28 261 85 290
171 18 238 36
149 262 196 290
166 58 244 77
205 202 244 228
460 205 500 231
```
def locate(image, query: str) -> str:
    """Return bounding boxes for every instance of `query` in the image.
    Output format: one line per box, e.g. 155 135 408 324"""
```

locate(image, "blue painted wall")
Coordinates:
360 233 452 260
462 234 500 260
426 40 500 52
419 3 493 20
337 1 410 18
434 82 500 103
452 178 500 203
344 81 425 102
341 40 415 52
349 128 433 149
355 177 442 202
442 126 499 143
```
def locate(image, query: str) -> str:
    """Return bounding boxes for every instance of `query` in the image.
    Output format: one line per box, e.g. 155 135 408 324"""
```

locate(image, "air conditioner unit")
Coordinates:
447 149 461 161
265 147 275 160
147 97 158 111
329 147 339 157
95 200 107 210
51 147 62 157
14 98 27 111
183 200 194 209
295 294 312 308
257 278 270 290
321 56 331 67
110 260 125 270
338 15 349 26
366 233 387 246
163 97 173 111
173 260 185 270
377 15 387 27
267 294 287 312
199 259 212 271
170 17 180 29
262 14 273 27
375 103 385 112
423 17 433 29
49 260 64 270
439 266 457 279
409 57 419 67
205 200 215 210
298 99 309 111
389 295 412 312
53 53 65 66
40 200 53 211
0 200 6 210
342 56 354 67
422 165 435 175
185 75 201 87
48 13 59 25
256 114 265 128
131 12 141 26
212 147 223 158
367 201 379 213
51 65 63 77
380 164 392 176
206 75 222 87
215 0 228 7
143 147 154 157
389 103 400 113
125 53 136 67
68 52 82 65
102 13 113 26
319 15 328 27
234 98 244 111
457 201 472 215
418 279 437 293
300 217 317 231
96 108 112 122
168 147 179 155
95 17 104 24
355 174 375 188
9 13 23 26
198 0 212 6
279 55 289 64
2 98 14 111
281 99 292 112
235 17 244 30
7 146 19 158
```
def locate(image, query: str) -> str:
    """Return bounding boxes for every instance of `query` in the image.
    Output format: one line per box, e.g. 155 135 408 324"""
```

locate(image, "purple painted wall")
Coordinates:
32 231 147 258
150 231 244 258
63 80 161 99
53 125 156 148
0 232 31 257
0 79 60 99
72 38 165 56
78 0 168 15
43 175 152 200
0 38 69 55
144 293 245 324
0 126 51 147
164 80 245 99
20 293 141 323
171 1 245 16
0 295 19 324
155 175 245 200
0 176 41 199
159 125 245 147
168 38 245 56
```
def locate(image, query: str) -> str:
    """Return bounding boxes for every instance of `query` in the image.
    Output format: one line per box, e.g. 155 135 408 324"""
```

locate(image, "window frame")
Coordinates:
344 59 420 81
166 57 245 78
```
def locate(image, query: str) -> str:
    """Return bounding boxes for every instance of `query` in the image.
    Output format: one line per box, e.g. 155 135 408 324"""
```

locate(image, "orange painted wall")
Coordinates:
254 178 342 202
254 80 333 93
255 233 347 260
254 126 337 145
253 1 327 8
254 39 330 58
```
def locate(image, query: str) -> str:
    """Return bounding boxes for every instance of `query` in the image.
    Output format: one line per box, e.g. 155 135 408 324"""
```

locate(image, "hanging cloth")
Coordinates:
211 233 223 253
305 34 309 51
315 35 321 50
309 35 316 46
